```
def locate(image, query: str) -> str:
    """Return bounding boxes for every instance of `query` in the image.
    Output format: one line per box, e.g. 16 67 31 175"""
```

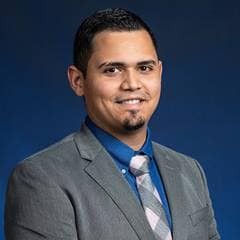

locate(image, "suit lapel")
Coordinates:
153 142 189 240
74 125 156 240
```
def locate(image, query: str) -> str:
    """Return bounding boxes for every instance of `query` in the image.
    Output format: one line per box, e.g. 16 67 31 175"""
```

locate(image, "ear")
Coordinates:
67 65 85 96
158 60 163 84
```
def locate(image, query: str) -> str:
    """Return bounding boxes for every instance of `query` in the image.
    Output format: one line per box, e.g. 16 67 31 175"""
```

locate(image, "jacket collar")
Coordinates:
73 124 156 240
152 142 189 240
74 124 189 240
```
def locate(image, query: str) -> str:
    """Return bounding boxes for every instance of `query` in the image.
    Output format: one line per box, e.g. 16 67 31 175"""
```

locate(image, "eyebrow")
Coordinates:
98 60 157 69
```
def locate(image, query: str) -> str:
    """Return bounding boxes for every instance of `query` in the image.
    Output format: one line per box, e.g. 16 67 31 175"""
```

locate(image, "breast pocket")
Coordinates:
189 205 209 227
187 206 209 240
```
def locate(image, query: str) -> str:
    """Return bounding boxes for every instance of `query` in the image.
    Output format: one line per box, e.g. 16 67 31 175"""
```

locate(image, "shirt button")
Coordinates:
121 169 127 174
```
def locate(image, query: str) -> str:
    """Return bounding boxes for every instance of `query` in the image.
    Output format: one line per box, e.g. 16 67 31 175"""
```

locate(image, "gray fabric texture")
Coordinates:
5 124 220 240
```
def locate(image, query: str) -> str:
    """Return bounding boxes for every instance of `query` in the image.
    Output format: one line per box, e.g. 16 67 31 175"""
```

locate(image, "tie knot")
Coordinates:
129 155 150 177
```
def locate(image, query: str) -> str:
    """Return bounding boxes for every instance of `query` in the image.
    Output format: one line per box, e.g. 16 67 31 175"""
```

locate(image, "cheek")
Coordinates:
85 82 108 100
90 78 117 96
85 85 117 114
147 79 161 97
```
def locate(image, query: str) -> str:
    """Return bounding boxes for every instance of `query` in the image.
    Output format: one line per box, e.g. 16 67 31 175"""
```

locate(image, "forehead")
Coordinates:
90 30 158 62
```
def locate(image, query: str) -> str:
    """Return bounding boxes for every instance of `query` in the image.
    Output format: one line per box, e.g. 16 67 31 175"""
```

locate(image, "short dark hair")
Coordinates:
73 8 158 77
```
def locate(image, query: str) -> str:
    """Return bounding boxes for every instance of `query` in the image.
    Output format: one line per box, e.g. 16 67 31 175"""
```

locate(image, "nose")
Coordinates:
120 70 142 91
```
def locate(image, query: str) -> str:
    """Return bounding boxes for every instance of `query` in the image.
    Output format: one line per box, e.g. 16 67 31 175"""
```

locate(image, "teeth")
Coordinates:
122 99 140 104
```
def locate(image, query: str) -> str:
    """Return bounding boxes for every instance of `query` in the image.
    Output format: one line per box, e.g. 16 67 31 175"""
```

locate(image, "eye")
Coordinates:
104 67 121 74
139 65 153 72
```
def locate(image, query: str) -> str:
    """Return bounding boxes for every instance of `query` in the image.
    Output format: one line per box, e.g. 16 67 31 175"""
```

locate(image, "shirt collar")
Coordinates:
85 116 153 168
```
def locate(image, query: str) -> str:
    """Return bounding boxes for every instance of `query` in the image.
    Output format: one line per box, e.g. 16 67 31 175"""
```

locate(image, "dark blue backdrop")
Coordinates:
1 0 239 239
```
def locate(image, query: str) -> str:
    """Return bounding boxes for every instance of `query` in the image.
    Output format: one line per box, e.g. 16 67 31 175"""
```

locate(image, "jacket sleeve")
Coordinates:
4 161 78 240
194 160 221 240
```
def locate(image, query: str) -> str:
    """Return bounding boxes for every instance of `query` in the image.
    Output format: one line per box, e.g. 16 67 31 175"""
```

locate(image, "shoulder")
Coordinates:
20 132 77 164
152 141 207 184
152 141 197 164
9 132 86 185
10 124 102 185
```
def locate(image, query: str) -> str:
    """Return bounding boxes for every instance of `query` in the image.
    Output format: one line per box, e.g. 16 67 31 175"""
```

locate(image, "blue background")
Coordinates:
1 0 239 239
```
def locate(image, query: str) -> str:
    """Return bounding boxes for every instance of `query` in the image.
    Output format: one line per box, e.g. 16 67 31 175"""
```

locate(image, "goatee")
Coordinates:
122 110 145 131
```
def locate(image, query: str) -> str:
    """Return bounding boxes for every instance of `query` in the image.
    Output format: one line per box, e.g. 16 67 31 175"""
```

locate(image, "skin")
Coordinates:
68 30 162 150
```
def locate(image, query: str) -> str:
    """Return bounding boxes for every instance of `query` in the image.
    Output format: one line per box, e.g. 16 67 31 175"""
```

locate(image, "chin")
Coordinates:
122 116 146 131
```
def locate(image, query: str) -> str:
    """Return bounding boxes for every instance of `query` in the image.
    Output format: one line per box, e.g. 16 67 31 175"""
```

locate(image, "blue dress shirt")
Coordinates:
85 117 172 229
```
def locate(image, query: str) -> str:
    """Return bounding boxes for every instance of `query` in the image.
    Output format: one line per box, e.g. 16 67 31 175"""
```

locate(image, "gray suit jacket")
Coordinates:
5 124 220 240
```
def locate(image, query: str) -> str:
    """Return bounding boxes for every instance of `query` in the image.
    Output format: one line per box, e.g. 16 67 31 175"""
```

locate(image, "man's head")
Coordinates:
73 8 158 78
68 8 162 140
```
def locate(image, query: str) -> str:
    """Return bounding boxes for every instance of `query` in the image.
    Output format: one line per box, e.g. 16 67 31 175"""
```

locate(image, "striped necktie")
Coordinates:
130 155 172 240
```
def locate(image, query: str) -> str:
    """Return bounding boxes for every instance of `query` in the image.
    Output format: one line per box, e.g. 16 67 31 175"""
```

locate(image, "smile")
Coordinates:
116 97 146 105
120 99 142 104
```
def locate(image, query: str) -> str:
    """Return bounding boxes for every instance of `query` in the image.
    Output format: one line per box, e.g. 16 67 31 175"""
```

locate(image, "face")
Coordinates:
69 30 162 137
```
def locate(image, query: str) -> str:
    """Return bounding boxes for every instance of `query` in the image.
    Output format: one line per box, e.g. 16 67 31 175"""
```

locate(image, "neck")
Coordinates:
86 116 148 151
109 127 148 151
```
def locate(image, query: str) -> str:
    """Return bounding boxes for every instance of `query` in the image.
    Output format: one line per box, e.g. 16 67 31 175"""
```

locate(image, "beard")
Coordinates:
122 110 145 131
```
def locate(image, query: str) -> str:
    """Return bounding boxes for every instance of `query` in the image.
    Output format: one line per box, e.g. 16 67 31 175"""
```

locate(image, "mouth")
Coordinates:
115 97 146 105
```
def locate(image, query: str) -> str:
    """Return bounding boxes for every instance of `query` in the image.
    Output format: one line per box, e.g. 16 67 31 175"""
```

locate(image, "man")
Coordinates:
5 8 220 240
